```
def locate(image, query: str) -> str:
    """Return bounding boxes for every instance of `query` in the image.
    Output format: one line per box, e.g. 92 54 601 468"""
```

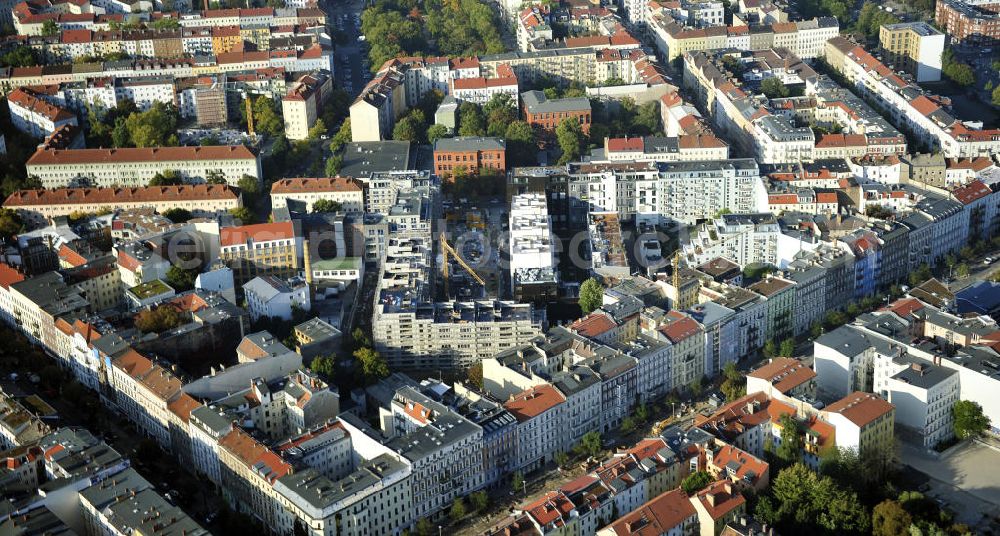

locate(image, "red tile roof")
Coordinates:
709 444 768 485
26 146 256 166
659 316 701 343
218 428 292 484
523 491 575 528
7 88 75 124
824 391 894 428
167 393 201 423
951 180 992 205
607 137 644 152
5 184 239 207
694 480 745 521
678 134 726 149
504 384 566 421
269 177 363 194
909 95 939 116
604 489 696 535
882 297 925 317
747 358 816 394
220 221 295 247
0 263 26 290
569 312 617 338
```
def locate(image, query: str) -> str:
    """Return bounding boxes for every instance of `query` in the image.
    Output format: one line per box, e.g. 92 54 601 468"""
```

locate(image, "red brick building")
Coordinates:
432 136 507 178
521 89 592 137
936 0 1000 47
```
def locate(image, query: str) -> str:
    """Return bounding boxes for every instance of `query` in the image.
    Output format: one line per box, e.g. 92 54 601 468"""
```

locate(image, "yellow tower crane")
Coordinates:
440 232 486 288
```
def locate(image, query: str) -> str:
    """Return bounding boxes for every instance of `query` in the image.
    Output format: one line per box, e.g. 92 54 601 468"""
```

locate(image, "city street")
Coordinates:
321 0 372 96
898 439 1000 532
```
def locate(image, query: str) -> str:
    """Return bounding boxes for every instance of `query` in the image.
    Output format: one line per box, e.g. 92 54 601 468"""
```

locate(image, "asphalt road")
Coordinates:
322 0 372 96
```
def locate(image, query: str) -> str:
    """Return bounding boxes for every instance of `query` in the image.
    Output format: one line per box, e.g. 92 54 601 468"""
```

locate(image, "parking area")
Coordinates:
898 438 1000 530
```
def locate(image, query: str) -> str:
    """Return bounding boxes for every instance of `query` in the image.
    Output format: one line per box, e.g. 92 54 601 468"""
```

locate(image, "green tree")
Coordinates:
252 96 284 137
150 17 181 30
329 119 352 153
504 120 537 166
41 19 59 37
763 340 777 358
576 431 602 458
134 306 183 333
855 2 899 36
776 413 803 465
956 263 970 278
354 347 389 384
554 450 569 468
470 490 488 511
450 497 466 522
466 362 483 390
909 263 932 287
578 277 603 313
760 77 791 98
993 85 1000 107
620 416 636 433
0 46 39 68
632 101 661 135
942 49 976 87
556 117 584 164
149 169 181 186
688 376 703 397
325 155 343 177
872 500 912 536
307 119 327 141
427 123 449 144
780 338 796 357
953 400 990 439
721 362 746 401
312 199 343 213
205 170 227 184
0 208 24 242
165 265 197 291
229 206 255 224
309 355 336 379
415 518 433 536
483 93 518 137
682 471 713 495
458 102 486 137
162 208 192 223
124 102 179 148
511 470 525 492
393 114 424 142
761 463 870 534
237 174 259 197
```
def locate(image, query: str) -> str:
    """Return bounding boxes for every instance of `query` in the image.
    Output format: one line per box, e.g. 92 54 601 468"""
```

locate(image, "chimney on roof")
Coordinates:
705 492 716 507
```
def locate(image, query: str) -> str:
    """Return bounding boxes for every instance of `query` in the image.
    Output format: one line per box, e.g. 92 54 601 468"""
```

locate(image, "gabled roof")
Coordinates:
824 391 894 428
504 384 565 421
220 221 295 247
747 358 815 394
569 312 617 338
603 488 696 535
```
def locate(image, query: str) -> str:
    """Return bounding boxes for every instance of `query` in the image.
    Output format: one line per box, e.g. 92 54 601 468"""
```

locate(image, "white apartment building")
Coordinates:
874 356 960 448
4 184 241 228
601 135 729 163
826 38 1000 159
565 159 766 227
7 87 78 139
269 177 365 214
508 193 557 301
504 384 567 473
683 213 780 268
282 70 332 141
243 275 311 322
25 146 262 188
